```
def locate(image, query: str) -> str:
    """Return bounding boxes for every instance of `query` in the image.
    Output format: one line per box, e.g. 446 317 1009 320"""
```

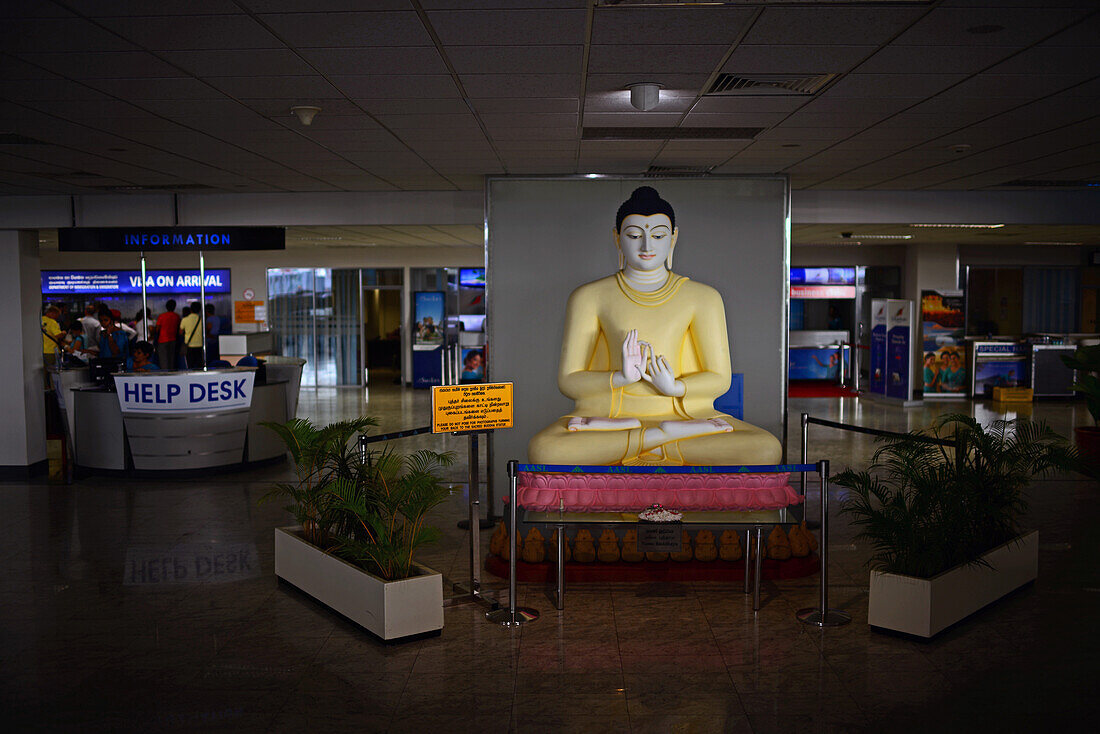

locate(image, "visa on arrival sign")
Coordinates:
114 371 256 414
431 382 513 433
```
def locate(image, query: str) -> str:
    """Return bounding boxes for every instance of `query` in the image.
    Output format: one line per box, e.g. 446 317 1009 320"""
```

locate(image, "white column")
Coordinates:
0 230 46 474
905 243 960 393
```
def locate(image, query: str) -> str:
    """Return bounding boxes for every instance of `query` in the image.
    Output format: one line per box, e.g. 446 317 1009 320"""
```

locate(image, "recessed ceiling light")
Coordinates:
842 234 912 240
108 147 127 152
801 241 860 246
910 223 1005 229
947 144 971 153
781 143 801 148
967 24 1005 34
1024 241 1083 246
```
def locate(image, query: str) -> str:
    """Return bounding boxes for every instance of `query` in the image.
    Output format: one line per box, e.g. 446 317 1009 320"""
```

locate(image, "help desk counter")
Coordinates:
72 368 290 471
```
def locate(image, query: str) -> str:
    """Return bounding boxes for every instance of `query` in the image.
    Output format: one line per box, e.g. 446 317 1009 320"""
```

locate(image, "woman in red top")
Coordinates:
154 299 182 370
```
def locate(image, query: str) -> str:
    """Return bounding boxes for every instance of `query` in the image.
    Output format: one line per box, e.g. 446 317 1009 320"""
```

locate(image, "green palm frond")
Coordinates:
835 414 1081 579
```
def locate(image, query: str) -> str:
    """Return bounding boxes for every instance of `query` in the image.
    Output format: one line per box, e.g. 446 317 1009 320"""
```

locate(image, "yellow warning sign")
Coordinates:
431 382 514 434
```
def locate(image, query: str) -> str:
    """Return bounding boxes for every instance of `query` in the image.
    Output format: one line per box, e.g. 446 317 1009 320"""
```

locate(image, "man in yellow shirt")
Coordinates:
180 302 204 369
42 306 63 365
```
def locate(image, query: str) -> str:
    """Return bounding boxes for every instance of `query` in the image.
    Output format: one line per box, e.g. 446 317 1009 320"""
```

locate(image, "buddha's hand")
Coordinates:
613 329 646 387
641 348 686 397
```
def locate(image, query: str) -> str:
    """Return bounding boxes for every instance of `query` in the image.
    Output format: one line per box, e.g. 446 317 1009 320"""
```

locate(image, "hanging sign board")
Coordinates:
114 371 256 414
789 285 856 299
431 382 513 433
58 226 285 252
42 269 231 295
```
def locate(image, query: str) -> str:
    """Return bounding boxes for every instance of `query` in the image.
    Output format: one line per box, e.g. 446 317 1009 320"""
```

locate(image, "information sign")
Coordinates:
42 269 231 295
431 382 513 433
638 523 683 553
114 371 256 414
234 300 264 324
58 226 285 252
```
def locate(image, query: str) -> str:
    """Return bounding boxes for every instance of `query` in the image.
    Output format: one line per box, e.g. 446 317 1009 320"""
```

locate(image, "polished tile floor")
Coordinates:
2 383 1097 733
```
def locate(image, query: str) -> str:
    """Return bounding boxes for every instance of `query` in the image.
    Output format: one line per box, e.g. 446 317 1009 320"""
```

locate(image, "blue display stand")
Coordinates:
412 346 442 388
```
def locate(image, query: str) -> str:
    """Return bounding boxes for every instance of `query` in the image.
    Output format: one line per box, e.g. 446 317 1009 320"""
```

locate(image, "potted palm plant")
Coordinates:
834 414 1078 638
262 417 455 641
1061 344 1100 470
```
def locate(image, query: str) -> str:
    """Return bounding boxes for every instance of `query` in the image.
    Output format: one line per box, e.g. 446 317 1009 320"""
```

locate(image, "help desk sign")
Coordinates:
114 372 256 413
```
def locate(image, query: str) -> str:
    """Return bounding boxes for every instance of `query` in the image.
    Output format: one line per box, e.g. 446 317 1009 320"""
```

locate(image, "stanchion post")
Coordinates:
753 526 764 611
800 413 809 497
556 498 564 611
487 460 539 627
743 529 751 595
468 432 481 596
796 459 851 627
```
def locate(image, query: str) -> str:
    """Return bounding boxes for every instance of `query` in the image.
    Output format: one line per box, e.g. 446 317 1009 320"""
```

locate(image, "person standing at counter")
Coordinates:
63 320 90 364
205 303 221 363
154 299 181 371
180 301 204 369
42 306 63 367
98 311 130 364
125 341 159 372
79 304 101 357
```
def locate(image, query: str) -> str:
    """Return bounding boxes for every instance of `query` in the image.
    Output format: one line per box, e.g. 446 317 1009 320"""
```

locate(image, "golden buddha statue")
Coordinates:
527 186 782 467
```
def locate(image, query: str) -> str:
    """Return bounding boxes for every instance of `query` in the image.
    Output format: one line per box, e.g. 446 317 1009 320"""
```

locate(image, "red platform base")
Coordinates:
485 553 819 583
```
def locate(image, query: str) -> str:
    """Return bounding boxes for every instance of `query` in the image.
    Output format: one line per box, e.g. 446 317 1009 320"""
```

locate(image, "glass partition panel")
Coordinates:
268 267 317 386
315 268 361 386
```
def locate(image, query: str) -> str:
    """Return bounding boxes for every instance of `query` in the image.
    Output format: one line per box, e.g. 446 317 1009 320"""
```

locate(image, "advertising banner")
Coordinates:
921 290 967 397
972 342 1029 397
114 371 256 414
886 299 914 401
42 269 231 295
870 299 888 395
788 347 848 381
414 291 445 346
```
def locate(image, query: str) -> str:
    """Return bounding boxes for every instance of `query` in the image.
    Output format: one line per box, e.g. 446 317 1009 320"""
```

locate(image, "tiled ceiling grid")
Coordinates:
0 0 1096 196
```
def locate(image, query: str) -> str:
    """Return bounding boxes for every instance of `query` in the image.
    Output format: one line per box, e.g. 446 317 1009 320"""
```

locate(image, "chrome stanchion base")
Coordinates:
796 607 852 627
486 607 540 627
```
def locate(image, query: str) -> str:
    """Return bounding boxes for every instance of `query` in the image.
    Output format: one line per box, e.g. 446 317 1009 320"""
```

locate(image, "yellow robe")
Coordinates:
527 272 782 466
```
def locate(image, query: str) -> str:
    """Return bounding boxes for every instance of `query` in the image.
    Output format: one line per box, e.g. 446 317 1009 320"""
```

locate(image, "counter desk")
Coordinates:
72 367 289 472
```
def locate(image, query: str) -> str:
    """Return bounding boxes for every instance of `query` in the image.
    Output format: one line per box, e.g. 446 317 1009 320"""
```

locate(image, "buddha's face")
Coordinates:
616 213 677 272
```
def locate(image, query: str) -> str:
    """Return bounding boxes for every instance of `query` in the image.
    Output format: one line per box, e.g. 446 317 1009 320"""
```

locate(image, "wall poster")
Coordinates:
921 290 967 397
886 299 915 402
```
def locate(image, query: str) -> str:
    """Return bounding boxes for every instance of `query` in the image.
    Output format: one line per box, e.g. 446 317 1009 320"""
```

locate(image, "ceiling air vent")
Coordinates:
583 127 763 140
645 166 710 178
705 73 836 97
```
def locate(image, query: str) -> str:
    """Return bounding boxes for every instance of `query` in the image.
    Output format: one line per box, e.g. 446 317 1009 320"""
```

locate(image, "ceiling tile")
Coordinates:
375 113 483 131
581 113 684 128
97 15 280 50
586 74 708 95
363 98 472 115
460 74 579 98
892 6 1092 47
589 45 728 75
445 45 583 75
0 18 137 52
489 127 577 141
65 1 243 15
257 11 430 47
722 45 878 75
946 73 1095 99
822 73 968 99
335 75 460 98
426 10 587 46
472 98 579 114
206 75 340 99
89 77 231 101
591 7 756 45
479 113 578 129
163 49 316 77
856 44 1017 75
299 47 448 76
744 6 926 46
16 51 186 79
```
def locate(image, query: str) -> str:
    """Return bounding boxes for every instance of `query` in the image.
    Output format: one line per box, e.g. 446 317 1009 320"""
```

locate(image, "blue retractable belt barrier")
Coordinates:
516 463 818 474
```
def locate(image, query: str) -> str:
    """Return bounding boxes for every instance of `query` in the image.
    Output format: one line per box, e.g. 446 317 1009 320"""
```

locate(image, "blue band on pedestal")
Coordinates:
515 463 818 474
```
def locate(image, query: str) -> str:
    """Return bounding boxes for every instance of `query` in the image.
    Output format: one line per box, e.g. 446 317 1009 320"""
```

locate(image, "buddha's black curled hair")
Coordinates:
615 186 675 231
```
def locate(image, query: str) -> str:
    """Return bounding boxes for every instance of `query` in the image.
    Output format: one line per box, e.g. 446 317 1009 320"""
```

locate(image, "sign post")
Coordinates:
431 382 515 615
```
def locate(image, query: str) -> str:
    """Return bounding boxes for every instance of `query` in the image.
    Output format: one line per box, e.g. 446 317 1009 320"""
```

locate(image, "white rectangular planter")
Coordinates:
274 527 443 641
868 530 1038 638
